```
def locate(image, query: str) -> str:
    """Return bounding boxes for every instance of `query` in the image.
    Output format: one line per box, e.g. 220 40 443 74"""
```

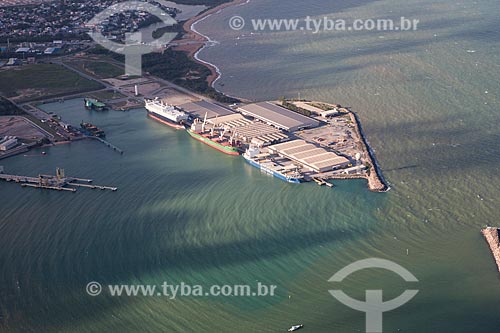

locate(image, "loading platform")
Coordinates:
312 177 334 188
0 167 117 192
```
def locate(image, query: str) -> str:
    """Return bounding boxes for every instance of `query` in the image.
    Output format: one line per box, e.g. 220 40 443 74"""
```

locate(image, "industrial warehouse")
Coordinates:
175 101 291 146
238 102 321 132
144 96 385 191
268 139 351 173
207 114 289 146
179 100 235 119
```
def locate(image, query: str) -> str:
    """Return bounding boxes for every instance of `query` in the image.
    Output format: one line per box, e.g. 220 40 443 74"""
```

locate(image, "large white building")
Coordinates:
0 138 18 151
238 102 320 132
268 139 350 173
178 100 234 119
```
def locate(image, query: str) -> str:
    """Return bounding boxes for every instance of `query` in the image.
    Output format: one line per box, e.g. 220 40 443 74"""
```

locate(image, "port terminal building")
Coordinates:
208 114 289 146
268 139 350 173
179 100 234 119
238 102 320 132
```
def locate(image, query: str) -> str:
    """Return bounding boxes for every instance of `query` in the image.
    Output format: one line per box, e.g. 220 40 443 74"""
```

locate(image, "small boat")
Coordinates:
288 324 304 332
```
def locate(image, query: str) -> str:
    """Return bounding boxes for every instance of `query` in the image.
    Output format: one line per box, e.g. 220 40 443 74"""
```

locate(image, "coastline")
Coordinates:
481 227 500 273
177 0 249 88
348 110 389 192
301 106 388 192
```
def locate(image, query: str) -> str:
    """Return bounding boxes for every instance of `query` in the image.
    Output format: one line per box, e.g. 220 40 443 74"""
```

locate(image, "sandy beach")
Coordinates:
174 0 249 86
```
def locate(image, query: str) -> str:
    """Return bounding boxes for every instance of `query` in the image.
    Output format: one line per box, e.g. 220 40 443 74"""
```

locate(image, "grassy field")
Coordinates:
0 64 104 102
88 45 239 104
74 60 124 79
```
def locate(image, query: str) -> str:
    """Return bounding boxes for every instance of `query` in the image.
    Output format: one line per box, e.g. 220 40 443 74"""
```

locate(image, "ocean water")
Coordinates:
1 0 500 332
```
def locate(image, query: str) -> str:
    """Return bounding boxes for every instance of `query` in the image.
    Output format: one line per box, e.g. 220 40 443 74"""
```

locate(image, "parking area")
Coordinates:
295 115 365 162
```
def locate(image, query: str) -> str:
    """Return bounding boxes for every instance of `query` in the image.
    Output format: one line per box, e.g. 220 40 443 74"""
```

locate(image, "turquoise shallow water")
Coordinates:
1 0 500 331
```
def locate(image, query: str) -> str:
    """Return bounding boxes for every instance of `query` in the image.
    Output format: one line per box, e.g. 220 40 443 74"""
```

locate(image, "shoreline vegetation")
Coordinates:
86 0 243 104
0 97 24 116
136 0 246 102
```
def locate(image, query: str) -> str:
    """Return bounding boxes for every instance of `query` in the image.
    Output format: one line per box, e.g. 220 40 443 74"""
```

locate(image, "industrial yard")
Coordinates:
0 116 49 140
155 96 387 192
0 53 386 192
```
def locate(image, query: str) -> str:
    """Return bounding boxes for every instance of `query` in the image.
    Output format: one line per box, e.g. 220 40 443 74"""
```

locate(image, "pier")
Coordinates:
0 167 117 193
310 177 335 188
87 136 124 154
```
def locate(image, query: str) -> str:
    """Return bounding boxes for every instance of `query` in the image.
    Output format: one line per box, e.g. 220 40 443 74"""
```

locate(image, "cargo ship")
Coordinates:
145 98 189 130
84 98 107 111
243 145 303 183
187 118 240 156
80 122 105 138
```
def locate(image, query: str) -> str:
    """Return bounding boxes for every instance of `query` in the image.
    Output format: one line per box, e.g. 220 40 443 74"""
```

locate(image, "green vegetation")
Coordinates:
0 97 24 116
143 50 239 103
0 64 103 102
152 24 184 40
281 100 313 117
310 102 340 111
88 45 238 103
79 61 124 79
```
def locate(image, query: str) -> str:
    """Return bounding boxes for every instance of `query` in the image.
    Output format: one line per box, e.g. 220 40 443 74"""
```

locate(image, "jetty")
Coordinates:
481 227 500 272
0 167 117 193
348 111 389 192
86 136 124 154
310 177 332 188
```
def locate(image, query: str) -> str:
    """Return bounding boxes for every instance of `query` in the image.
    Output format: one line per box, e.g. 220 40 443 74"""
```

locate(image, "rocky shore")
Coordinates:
481 227 500 272
348 111 389 192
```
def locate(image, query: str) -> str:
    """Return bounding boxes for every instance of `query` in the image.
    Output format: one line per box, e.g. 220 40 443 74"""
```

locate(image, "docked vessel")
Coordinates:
187 118 240 156
80 122 105 138
145 98 189 130
84 98 107 111
243 145 303 183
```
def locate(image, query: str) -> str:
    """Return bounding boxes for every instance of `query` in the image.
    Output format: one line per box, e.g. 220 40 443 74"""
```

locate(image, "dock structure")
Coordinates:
0 167 117 192
310 177 334 188
87 136 124 154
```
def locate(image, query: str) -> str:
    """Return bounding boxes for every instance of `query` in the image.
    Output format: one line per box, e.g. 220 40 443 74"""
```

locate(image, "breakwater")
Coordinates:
348 111 389 192
481 227 500 272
